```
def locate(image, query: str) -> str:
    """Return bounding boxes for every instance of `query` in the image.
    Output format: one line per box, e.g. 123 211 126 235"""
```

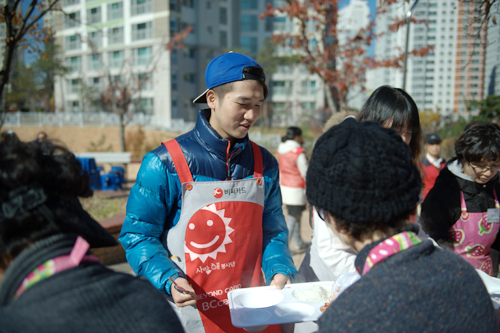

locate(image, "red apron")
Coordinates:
449 191 500 275
164 140 281 333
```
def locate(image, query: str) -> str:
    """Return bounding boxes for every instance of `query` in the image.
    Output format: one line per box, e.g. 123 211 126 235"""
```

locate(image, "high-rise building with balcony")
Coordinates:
369 0 486 118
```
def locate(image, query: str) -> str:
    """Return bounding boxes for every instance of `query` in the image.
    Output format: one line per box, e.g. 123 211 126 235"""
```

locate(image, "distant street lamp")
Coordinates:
402 0 421 91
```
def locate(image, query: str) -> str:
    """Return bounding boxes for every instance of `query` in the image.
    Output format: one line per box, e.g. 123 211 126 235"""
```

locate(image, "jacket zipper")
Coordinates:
226 143 241 180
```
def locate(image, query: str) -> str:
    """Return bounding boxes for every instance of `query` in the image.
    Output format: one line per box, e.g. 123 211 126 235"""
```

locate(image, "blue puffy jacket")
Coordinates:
119 109 297 295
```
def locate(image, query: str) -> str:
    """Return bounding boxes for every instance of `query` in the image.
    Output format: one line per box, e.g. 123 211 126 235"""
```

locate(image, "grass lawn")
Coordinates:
79 192 128 221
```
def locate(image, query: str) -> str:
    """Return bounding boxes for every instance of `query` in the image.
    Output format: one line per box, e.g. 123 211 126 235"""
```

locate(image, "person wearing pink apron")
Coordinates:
306 118 497 332
119 52 296 333
422 123 500 276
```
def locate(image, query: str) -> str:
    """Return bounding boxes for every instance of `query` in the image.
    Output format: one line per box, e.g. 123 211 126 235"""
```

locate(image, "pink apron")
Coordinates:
163 140 281 333
449 191 500 276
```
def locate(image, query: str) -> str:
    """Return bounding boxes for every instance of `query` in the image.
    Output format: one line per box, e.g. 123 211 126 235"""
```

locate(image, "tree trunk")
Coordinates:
325 85 338 114
119 112 125 152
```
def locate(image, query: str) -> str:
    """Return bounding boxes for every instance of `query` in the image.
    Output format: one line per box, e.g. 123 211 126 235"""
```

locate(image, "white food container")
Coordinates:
228 281 334 331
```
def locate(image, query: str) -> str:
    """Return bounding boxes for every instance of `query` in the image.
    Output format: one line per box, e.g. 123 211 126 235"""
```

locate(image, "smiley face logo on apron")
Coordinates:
185 203 235 263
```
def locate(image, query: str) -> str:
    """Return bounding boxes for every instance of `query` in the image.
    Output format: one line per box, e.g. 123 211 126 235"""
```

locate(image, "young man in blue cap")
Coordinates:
119 52 296 333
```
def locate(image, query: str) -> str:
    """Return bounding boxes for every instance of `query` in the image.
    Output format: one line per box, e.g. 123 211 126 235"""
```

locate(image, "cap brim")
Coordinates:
193 89 209 104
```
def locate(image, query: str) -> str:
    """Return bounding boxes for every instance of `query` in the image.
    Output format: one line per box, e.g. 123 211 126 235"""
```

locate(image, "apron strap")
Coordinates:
163 139 194 183
250 141 263 178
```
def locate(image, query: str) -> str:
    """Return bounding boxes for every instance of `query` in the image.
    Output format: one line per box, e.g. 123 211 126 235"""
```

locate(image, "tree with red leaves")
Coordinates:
261 0 433 116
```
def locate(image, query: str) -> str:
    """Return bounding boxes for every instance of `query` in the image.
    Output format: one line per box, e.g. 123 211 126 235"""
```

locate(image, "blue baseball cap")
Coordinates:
193 52 267 104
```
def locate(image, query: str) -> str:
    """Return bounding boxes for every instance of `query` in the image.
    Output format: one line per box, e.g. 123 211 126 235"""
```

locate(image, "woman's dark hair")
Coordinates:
455 123 500 163
357 85 422 164
327 209 414 242
281 126 302 142
0 132 94 270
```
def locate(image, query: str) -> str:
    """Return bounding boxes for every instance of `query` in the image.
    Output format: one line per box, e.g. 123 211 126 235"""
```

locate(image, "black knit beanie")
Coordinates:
306 118 421 224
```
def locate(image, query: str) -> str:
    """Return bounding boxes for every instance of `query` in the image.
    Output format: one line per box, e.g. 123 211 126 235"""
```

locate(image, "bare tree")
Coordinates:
85 27 193 152
0 0 60 129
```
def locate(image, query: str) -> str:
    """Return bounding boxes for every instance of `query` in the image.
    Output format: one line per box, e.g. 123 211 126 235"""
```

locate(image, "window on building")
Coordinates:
172 99 178 118
220 7 227 25
273 102 286 112
171 49 178 65
65 35 81 50
182 0 194 7
136 73 153 91
170 0 178 11
66 56 81 72
109 26 124 44
300 80 317 95
136 98 154 114
184 47 196 58
88 54 101 71
65 11 80 29
131 0 152 16
184 73 196 83
273 17 286 31
88 31 102 47
301 102 316 111
132 22 153 41
87 7 101 24
220 31 227 48
67 100 81 112
241 0 258 9
241 15 258 31
241 37 258 55
171 73 177 90
108 50 124 68
67 78 81 94
265 17 273 31
272 81 289 95
108 2 123 20
134 46 152 65
87 77 102 92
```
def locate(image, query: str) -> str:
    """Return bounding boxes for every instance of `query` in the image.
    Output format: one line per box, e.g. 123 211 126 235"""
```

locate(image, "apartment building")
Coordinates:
369 0 486 118
51 0 377 127
53 0 182 126
485 1 500 97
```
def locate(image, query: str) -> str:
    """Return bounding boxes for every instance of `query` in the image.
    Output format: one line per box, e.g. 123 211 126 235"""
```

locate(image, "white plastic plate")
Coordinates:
228 281 334 329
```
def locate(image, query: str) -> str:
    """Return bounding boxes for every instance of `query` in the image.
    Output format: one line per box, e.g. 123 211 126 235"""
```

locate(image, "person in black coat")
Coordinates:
306 119 497 332
0 132 184 333
421 124 500 276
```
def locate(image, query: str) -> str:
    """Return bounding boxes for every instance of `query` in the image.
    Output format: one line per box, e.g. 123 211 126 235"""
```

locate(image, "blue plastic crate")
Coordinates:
77 157 101 190
111 166 125 186
100 173 122 191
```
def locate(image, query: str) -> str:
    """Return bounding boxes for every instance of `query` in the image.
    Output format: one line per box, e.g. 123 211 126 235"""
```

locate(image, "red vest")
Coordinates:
421 157 446 200
278 147 306 188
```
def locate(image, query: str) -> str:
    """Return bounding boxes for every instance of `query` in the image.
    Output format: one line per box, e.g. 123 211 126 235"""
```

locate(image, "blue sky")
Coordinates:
340 0 378 56
22 0 42 65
